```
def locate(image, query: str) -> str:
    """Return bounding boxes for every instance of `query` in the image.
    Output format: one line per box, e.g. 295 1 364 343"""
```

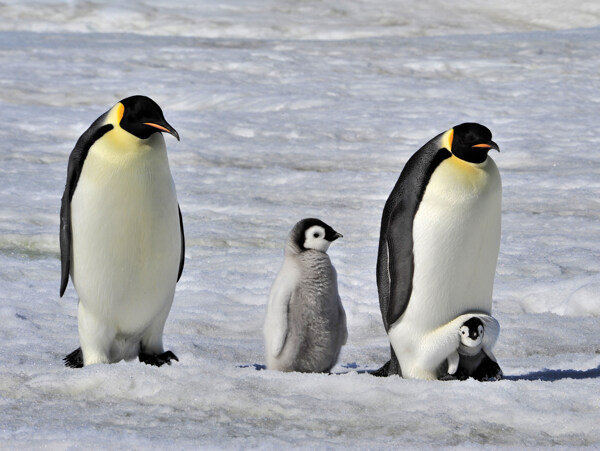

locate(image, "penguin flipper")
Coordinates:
338 298 348 346
177 204 185 282
64 347 84 368
447 350 460 375
59 121 113 297
376 144 451 329
264 260 299 358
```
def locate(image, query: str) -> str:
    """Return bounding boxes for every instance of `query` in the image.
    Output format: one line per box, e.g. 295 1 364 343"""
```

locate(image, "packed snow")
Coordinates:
1 0 599 448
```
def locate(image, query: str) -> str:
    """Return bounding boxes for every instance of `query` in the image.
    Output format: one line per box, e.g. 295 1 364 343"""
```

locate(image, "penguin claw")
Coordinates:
139 350 179 367
64 347 84 368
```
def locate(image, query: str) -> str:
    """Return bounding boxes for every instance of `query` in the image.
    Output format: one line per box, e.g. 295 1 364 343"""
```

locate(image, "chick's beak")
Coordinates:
329 232 343 242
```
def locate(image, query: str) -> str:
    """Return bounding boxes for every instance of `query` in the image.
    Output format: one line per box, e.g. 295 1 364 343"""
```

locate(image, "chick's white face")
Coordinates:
303 225 332 252
459 324 484 348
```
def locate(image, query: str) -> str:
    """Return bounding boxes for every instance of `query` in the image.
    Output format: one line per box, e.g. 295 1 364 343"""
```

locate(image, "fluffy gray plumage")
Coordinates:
264 218 347 373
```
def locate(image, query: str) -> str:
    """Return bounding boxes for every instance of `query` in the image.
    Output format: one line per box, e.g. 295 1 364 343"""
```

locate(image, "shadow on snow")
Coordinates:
505 364 600 382
238 362 600 382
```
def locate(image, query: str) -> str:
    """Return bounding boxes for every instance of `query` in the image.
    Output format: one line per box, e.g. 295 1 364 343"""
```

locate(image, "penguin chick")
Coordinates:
447 317 484 376
264 218 347 373
410 313 500 380
60 95 184 368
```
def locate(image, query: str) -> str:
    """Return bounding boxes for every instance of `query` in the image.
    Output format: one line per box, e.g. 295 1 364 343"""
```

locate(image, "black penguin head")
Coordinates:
118 95 180 141
459 317 484 347
290 218 342 253
444 123 499 164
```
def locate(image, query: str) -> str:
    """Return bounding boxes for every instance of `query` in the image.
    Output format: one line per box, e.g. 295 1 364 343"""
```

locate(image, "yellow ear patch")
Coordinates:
115 102 125 124
105 102 125 126
441 128 454 152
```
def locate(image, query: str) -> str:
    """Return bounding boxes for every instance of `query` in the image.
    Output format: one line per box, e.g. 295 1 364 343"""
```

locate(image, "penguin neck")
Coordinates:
97 127 167 166
459 342 482 356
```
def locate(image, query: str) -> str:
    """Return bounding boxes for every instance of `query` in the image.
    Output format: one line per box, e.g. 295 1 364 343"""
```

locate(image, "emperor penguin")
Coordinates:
263 218 347 373
375 123 503 381
60 95 184 368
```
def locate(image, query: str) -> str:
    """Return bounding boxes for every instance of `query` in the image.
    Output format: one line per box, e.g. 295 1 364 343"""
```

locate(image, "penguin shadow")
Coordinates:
237 363 267 371
505 364 600 382
236 362 370 374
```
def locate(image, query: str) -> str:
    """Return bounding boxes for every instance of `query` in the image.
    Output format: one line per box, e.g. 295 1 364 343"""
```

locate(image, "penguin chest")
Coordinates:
290 256 340 339
70 135 180 329
405 156 501 331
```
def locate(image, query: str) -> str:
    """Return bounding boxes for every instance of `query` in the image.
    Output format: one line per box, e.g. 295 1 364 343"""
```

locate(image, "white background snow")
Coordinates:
1 0 600 448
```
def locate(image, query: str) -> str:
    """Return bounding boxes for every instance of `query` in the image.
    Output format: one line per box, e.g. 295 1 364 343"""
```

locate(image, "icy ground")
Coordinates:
1 0 600 448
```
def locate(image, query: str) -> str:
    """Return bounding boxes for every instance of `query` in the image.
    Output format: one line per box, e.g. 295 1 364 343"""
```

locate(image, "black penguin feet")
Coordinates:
371 360 391 377
371 347 403 377
440 367 470 381
472 357 503 382
139 350 179 367
64 347 84 368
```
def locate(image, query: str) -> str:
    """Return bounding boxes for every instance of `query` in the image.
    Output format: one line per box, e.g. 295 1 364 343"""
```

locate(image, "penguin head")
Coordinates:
115 95 180 141
288 218 342 254
459 317 484 348
441 123 499 164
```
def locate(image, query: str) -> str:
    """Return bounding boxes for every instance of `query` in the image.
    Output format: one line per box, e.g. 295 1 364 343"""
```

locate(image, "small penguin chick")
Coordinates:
447 317 486 376
264 218 347 373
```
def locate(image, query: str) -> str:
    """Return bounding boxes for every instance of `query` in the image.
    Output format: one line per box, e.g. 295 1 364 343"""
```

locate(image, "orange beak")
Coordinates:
144 122 180 141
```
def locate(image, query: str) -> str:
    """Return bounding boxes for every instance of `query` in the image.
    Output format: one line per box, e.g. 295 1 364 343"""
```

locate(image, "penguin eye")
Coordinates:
313 232 320 238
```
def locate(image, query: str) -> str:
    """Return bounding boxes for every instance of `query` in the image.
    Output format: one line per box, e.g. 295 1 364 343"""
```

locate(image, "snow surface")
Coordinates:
1 0 600 448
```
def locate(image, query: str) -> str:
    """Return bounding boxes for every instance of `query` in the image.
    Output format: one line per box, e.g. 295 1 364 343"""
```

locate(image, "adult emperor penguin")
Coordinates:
60 95 184 368
375 123 503 381
264 218 347 373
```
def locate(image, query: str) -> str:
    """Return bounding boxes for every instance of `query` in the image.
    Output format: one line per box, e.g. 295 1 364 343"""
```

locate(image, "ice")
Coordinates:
1 0 600 448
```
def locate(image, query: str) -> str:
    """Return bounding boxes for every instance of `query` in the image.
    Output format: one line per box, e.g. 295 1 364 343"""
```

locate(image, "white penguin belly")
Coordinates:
389 156 501 378
70 133 180 339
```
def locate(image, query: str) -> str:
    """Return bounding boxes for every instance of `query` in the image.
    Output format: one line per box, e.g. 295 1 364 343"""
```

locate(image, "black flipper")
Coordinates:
177 204 185 282
376 133 451 376
64 347 84 368
139 350 179 367
59 115 113 297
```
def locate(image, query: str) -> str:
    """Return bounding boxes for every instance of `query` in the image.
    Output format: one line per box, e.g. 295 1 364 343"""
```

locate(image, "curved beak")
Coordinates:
331 232 343 241
144 121 180 141
472 140 499 152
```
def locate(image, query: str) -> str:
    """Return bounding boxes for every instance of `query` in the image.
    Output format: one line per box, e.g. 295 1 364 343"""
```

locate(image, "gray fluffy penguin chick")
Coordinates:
264 218 347 373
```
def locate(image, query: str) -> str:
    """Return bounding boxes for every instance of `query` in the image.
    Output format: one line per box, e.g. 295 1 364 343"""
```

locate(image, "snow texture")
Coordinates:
1 0 600 448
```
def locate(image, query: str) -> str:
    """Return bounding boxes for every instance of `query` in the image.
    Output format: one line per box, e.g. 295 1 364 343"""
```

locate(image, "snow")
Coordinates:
1 0 600 448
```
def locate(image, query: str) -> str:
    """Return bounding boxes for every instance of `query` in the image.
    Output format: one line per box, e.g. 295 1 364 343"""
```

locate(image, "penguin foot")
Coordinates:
64 347 84 368
472 357 503 382
440 367 470 381
371 360 391 377
139 350 179 367
439 374 458 381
